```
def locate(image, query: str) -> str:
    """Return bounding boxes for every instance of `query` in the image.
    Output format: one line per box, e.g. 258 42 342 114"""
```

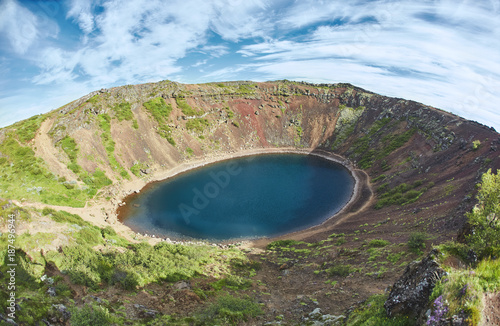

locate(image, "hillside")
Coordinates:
0 80 499 325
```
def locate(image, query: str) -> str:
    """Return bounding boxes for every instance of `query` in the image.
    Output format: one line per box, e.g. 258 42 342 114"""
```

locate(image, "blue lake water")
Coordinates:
120 153 355 241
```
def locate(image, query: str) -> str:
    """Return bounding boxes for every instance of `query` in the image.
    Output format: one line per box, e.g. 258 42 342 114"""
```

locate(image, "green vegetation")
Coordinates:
326 264 352 277
87 94 100 104
429 257 500 325
70 304 113 326
237 84 256 94
332 105 365 150
369 239 391 248
0 134 90 206
186 118 210 133
113 102 133 121
472 140 481 150
112 101 139 128
232 121 240 128
224 106 235 119
42 207 87 226
351 118 391 169
60 135 80 173
423 171 500 325
98 113 130 179
143 97 175 145
0 203 260 325
346 294 415 325
59 134 113 194
176 97 203 116
46 240 246 290
11 114 48 143
351 119 416 169
196 294 262 325
130 161 148 177
186 147 194 156
267 239 305 250
407 232 427 254
374 180 429 209
466 169 500 258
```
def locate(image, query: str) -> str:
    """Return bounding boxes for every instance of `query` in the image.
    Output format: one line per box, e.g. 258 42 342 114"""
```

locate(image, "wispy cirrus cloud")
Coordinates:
0 0 40 54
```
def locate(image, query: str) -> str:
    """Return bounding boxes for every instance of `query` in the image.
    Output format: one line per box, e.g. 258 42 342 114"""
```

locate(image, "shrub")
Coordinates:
101 225 117 236
408 232 427 254
196 294 262 324
186 118 210 133
466 169 500 258
369 239 391 248
326 264 352 277
472 140 481 150
70 304 112 326
74 227 103 246
266 239 304 250
113 102 133 121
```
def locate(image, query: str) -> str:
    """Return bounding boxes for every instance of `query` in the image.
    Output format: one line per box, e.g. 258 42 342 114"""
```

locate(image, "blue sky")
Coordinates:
1 0 499 130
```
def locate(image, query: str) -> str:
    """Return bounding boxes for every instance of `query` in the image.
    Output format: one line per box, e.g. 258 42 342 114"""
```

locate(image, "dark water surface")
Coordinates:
120 154 355 241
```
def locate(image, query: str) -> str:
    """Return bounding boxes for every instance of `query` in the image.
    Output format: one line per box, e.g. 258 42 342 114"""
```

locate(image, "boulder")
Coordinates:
384 249 446 318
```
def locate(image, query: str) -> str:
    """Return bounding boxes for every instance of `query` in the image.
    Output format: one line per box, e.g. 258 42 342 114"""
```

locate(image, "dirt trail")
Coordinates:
481 292 500 326
33 118 80 183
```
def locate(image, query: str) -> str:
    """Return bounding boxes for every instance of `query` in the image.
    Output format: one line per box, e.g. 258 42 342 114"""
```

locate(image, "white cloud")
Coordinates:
209 0 271 41
0 0 39 54
199 45 229 57
67 0 96 34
